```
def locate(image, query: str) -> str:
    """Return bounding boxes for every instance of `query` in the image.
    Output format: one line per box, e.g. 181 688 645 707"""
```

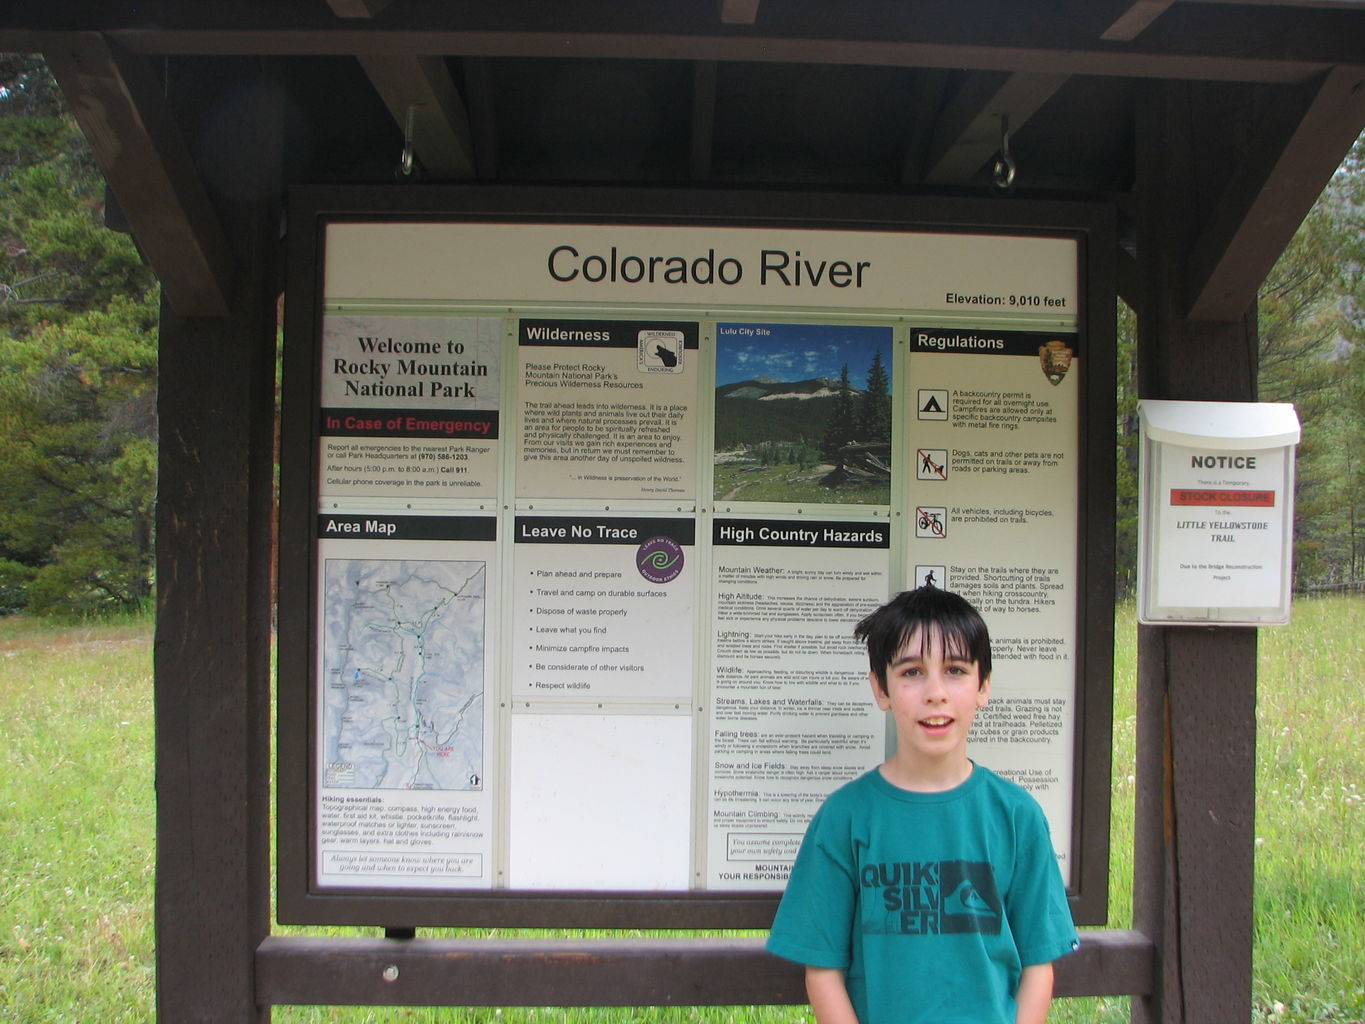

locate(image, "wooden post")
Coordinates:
154 58 282 1023
1132 81 1259 1024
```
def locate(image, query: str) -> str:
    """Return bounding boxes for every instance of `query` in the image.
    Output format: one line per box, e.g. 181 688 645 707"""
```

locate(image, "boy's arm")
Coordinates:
805 965 861 1024
1014 962 1054 1024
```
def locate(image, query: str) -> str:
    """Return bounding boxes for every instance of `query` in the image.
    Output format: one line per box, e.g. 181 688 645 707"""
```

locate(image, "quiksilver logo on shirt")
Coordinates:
860 861 1002 936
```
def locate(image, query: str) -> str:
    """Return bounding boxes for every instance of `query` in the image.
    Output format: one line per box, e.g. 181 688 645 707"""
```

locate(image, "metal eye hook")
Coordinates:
992 114 1016 192
400 105 416 177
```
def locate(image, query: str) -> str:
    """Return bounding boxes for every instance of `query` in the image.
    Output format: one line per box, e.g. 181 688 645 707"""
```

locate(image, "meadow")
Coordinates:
712 452 889 506
0 599 1360 1022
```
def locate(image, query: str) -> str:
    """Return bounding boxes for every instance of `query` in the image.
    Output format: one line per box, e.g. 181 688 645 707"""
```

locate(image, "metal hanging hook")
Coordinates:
992 113 1016 192
400 105 417 177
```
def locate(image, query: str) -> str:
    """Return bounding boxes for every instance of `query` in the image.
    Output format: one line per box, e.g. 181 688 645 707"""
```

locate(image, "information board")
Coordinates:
278 191 1114 927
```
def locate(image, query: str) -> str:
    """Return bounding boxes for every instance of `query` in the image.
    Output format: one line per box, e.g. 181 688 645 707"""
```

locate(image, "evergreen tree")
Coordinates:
1114 300 1139 598
1341 346 1365 581
857 349 891 444
1265 132 1365 587
1115 130 1365 593
820 363 858 459
1323 132 1365 584
0 55 160 614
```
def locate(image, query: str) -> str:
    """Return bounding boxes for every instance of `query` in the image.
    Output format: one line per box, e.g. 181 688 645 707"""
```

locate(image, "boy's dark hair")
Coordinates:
854 586 992 693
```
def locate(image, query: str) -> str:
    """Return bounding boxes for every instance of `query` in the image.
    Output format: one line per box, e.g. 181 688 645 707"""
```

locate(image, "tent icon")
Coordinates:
917 389 949 420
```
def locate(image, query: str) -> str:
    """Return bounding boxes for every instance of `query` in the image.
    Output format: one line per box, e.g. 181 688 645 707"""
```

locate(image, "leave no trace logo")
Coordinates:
636 536 684 584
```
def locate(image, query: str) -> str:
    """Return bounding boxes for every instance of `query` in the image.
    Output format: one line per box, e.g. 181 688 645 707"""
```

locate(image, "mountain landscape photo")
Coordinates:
712 322 893 505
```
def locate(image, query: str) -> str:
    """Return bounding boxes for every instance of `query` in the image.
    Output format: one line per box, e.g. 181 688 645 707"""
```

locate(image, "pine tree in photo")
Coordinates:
819 363 858 460
858 348 891 444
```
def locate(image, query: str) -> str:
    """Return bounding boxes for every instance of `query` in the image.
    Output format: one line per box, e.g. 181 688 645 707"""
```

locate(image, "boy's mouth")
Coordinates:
919 715 954 728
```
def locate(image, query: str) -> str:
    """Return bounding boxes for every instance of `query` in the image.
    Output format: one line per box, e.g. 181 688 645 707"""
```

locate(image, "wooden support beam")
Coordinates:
1056 930 1155 997
255 930 1153 1007
356 53 476 179
42 33 234 316
1133 80 1261 1024
1186 64 1365 322
155 59 281 1022
1134 620 1260 1024
922 70 1069 184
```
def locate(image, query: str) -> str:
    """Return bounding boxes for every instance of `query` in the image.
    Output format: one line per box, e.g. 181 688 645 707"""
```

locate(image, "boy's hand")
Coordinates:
805 966 861 1024
1015 962 1055 1024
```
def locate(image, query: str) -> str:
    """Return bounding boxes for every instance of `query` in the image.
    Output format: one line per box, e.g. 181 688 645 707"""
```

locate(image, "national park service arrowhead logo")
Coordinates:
1039 340 1073 386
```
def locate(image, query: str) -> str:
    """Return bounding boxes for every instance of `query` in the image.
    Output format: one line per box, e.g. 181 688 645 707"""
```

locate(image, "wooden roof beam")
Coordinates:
718 0 761 25
1064 0 1177 41
1100 1 1177 40
7 3 1365 85
921 70 1069 185
42 33 233 316
327 0 396 17
1186 64 1365 321
1188 0 1365 8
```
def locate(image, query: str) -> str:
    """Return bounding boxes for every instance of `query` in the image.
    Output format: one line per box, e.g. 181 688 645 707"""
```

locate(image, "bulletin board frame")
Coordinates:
277 185 1116 929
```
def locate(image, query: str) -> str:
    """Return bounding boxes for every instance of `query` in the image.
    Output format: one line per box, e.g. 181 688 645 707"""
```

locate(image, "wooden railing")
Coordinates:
256 929 1154 1007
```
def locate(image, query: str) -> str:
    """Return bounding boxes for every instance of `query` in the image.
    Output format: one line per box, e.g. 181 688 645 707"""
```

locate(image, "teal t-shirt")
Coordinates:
766 765 1078 1024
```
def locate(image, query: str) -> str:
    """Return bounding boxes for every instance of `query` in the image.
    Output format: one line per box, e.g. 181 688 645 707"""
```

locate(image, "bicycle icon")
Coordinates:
915 507 948 539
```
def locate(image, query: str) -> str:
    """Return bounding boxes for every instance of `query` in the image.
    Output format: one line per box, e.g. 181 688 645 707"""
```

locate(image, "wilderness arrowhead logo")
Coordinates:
1039 340 1073 386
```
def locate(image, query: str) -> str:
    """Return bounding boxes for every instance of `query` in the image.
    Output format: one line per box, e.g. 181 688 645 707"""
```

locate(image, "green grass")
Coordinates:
713 456 889 505
1252 595 1365 1023
276 997 810 1023
1 600 1361 1022
0 618 155 1022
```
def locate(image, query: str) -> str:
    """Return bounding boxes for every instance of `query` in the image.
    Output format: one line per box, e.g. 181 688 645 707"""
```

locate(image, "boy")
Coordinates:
766 586 1077 1024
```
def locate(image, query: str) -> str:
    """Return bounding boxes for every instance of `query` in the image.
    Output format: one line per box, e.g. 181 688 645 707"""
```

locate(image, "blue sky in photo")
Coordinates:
715 322 893 388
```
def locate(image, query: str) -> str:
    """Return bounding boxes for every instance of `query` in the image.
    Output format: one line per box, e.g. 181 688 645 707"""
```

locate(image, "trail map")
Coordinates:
321 558 486 791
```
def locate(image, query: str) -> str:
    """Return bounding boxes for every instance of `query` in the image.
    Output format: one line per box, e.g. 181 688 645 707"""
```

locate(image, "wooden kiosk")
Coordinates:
3 3 1364 1021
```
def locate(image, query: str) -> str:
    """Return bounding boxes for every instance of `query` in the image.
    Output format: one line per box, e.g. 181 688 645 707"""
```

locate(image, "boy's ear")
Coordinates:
869 670 890 709
976 673 992 707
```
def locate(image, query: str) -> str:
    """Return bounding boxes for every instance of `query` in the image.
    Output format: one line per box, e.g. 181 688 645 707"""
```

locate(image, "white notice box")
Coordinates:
1138 400 1300 626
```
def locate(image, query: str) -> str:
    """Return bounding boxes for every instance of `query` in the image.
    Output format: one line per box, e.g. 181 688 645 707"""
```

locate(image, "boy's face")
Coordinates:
872 626 990 770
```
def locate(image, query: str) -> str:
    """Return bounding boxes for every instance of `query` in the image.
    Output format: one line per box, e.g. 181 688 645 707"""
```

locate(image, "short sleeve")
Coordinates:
765 804 858 970
1005 800 1080 967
